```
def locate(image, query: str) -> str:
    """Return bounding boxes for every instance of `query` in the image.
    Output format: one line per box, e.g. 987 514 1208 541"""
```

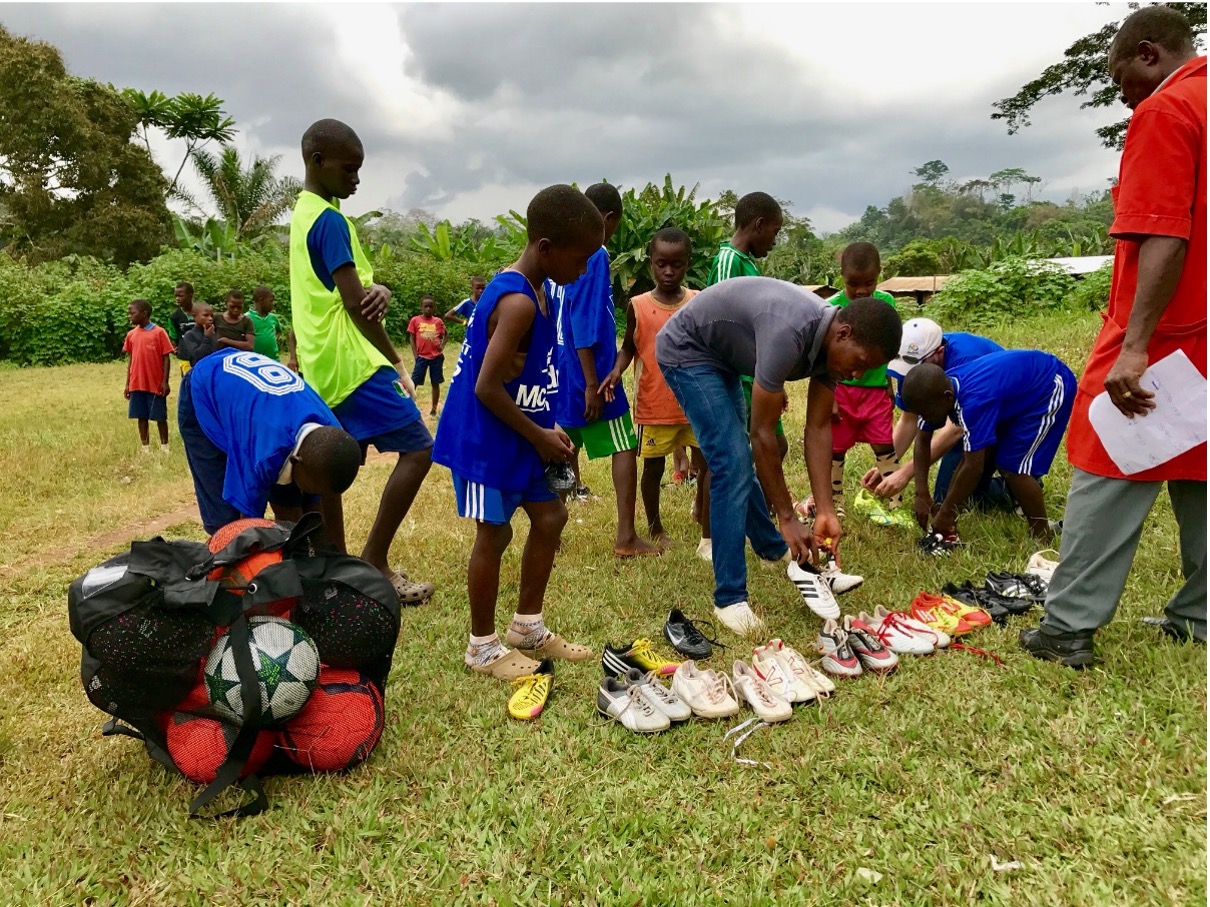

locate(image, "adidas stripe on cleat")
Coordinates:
786 560 841 620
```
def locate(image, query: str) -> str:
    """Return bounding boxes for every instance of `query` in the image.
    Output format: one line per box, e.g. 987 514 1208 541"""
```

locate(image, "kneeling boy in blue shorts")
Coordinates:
433 185 603 681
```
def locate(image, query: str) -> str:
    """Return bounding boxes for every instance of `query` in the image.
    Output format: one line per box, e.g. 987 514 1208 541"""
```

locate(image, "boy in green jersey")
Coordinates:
248 286 288 359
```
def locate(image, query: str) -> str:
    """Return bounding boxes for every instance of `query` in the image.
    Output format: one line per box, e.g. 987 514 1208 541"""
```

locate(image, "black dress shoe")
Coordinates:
1019 626 1095 668
1141 616 1207 645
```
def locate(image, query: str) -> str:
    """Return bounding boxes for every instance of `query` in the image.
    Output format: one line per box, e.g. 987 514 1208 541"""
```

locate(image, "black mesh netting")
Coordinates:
292 580 396 669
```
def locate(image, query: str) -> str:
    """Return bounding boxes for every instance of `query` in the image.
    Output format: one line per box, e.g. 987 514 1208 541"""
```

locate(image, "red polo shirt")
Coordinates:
1067 55 1207 482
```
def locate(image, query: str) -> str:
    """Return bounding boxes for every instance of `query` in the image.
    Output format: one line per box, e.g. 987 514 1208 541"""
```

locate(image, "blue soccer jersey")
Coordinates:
452 298 475 320
189 349 341 518
890 332 1003 410
555 246 629 428
925 350 1076 475
432 271 558 491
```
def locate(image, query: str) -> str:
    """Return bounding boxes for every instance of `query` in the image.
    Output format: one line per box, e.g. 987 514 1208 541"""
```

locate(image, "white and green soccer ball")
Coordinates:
203 616 320 725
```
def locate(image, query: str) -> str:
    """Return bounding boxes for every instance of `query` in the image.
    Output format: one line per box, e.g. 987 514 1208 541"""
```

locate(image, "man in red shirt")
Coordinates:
407 295 447 417
1022 6 1206 667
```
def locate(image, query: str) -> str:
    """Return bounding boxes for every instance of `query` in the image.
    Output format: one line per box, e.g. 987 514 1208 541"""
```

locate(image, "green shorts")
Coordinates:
740 376 785 438
565 411 638 460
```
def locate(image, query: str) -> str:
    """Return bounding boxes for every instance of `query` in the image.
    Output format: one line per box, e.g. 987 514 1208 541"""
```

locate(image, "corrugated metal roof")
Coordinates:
801 283 839 298
877 275 952 294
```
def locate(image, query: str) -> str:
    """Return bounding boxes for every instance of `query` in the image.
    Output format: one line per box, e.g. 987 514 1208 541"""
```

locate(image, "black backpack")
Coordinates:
68 515 400 818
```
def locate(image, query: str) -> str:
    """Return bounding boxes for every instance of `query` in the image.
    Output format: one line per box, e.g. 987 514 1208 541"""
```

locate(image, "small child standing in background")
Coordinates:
177 302 218 366
248 286 287 359
827 242 900 516
123 298 175 454
215 289 255 352
407 295 447 417
168 281 196 377
443 276 487 325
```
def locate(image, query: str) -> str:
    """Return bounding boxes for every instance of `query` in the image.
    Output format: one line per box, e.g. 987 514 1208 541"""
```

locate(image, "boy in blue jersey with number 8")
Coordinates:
433 186 604 682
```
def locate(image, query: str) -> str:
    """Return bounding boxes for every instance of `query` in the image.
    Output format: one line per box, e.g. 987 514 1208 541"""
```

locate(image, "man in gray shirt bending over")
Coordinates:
656 276 901 635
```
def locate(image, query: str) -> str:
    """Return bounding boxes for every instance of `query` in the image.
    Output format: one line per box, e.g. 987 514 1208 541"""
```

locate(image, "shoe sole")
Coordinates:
1029 648 1094 669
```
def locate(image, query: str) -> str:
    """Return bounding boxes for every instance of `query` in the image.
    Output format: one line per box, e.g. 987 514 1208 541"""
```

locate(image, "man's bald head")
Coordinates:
301 119 362 159
1109 5 1196 67
901 362 956 426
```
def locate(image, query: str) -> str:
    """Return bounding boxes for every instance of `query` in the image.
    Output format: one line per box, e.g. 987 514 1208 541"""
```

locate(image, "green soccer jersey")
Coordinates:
248 311 282 358
707 242 760 286
830 289 898 387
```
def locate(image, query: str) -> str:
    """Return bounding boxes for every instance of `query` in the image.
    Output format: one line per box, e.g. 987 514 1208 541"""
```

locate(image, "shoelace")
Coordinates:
875 612 933 648
950 642 1005 666
629 638 671 668
511 672 551 707
677 615 728 652
703 669 738 707
612 683 657 720
641 670 682 706
888 611 940 645
724 717 773 768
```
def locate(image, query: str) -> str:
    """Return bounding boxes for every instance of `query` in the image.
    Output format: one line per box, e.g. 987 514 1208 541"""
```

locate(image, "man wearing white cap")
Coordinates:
860 318 1003 506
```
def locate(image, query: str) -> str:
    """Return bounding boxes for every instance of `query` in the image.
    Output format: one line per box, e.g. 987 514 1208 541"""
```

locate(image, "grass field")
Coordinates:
0 310 1204 906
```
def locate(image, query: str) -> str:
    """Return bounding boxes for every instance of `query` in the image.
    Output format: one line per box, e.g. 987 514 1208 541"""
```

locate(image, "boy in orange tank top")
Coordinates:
601 228 711 557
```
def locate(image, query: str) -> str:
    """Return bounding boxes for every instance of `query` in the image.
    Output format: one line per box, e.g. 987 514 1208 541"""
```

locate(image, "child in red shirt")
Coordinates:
407 295 447 416
123 299 175 454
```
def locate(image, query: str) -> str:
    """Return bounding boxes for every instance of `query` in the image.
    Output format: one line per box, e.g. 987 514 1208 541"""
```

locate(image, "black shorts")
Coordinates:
128 391 168 421
411 355 444 386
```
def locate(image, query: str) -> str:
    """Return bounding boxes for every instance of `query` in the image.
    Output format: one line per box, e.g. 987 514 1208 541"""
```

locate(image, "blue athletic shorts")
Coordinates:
129 391 168 421
411 355 444 387
451 472 557 525
993 371 1076 477
332 367 432 455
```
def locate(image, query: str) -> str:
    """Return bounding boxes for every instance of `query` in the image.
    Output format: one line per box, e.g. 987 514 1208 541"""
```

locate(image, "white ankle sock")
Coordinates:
509 613 548 647
466 632 506 667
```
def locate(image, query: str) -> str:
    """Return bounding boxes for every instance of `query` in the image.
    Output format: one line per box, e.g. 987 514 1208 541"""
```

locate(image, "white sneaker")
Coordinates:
860 609 934 656
732 661 793 722
1026 548 1060 585
621 668 692 723
766 638 836 697
786 560 841 620
820 558 863 594
671 661 740 719
696 538 713 562
872 605 949 649
750 646 811 703
714 601 764 636
597 677 670 733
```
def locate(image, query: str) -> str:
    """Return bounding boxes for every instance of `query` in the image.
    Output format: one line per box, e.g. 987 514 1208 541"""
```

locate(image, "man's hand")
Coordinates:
583 388 603 423
597 368 623 403
813 511 843 566
913 491 933 530
124 388 131 400
861 465 911 498
1104 349 1155 417
779 514 817 565
931 505 958 536
535 426 575 462
360 284 392 322
160 379 171 398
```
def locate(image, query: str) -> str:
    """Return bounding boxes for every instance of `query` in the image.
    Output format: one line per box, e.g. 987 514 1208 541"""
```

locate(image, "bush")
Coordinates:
373 253 483 344
1069 262 1113 311
928 257 1078 331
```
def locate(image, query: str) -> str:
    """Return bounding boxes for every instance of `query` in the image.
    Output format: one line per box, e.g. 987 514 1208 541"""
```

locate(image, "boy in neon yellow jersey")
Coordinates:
706 191 787 461
289 118 434 605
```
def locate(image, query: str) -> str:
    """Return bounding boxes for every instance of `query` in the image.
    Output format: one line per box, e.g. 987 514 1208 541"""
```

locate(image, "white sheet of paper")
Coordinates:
1088 349 1208 475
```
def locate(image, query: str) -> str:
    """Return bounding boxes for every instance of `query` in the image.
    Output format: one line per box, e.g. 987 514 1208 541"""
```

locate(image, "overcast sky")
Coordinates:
2 2 1133 233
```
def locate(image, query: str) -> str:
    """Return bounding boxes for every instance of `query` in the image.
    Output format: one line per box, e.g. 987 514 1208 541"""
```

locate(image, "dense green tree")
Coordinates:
123 88 236 198
912 159 950 188
0 25 170 265
185 146 299 240
991 2 1206 149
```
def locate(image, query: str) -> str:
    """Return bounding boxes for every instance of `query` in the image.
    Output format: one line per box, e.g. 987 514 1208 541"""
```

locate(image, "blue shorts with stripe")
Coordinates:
991 370 1076 477
451 472 557 525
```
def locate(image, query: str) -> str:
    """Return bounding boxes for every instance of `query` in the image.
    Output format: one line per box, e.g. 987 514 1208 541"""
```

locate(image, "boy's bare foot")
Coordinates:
651 532 675 550
614 537 662 558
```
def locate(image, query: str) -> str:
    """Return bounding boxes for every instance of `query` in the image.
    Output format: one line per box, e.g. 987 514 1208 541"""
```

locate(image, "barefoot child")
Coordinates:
123 299 174 454
600 227 711 557
407 295 447 416
556 183 660 558
432 185 602 680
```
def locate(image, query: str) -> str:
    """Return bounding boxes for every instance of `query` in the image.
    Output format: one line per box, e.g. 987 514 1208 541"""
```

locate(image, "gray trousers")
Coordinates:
1042 467 1206 639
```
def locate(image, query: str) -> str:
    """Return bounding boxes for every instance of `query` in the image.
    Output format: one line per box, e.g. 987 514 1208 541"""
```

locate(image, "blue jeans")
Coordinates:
662 364 788 607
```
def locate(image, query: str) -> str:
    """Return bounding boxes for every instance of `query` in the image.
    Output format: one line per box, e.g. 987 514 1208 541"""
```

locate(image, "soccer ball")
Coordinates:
203 617 320 725
166 711 278 784
207 518 283 596
280 668 385 772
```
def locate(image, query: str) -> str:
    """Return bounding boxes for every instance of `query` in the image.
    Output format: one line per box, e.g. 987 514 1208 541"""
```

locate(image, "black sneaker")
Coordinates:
1018 626 1095 668
942 582 1010 624
986 572 1046 603
574 485 593 502
919 531 960 556
663 609 724 660
1141 616 1207 644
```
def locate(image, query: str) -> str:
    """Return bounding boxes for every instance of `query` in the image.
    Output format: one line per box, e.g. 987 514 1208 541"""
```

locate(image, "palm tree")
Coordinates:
186 146 300 242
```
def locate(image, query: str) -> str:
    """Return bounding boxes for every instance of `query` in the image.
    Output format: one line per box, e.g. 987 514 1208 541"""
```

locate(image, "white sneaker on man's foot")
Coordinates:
696 538 713 562
714 601 764 636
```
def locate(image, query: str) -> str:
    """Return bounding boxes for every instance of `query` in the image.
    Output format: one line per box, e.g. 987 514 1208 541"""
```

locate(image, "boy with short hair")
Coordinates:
556 182 660 558
432 184 603 681
215 289 255 352
601 227 711 556
168 282 197 377
123 299 175 454
289 118 434 604
407 295 447 416
248 286 287 359
707 191 788 461
444 276 487 325
826 242 899 517
177 302 218 366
